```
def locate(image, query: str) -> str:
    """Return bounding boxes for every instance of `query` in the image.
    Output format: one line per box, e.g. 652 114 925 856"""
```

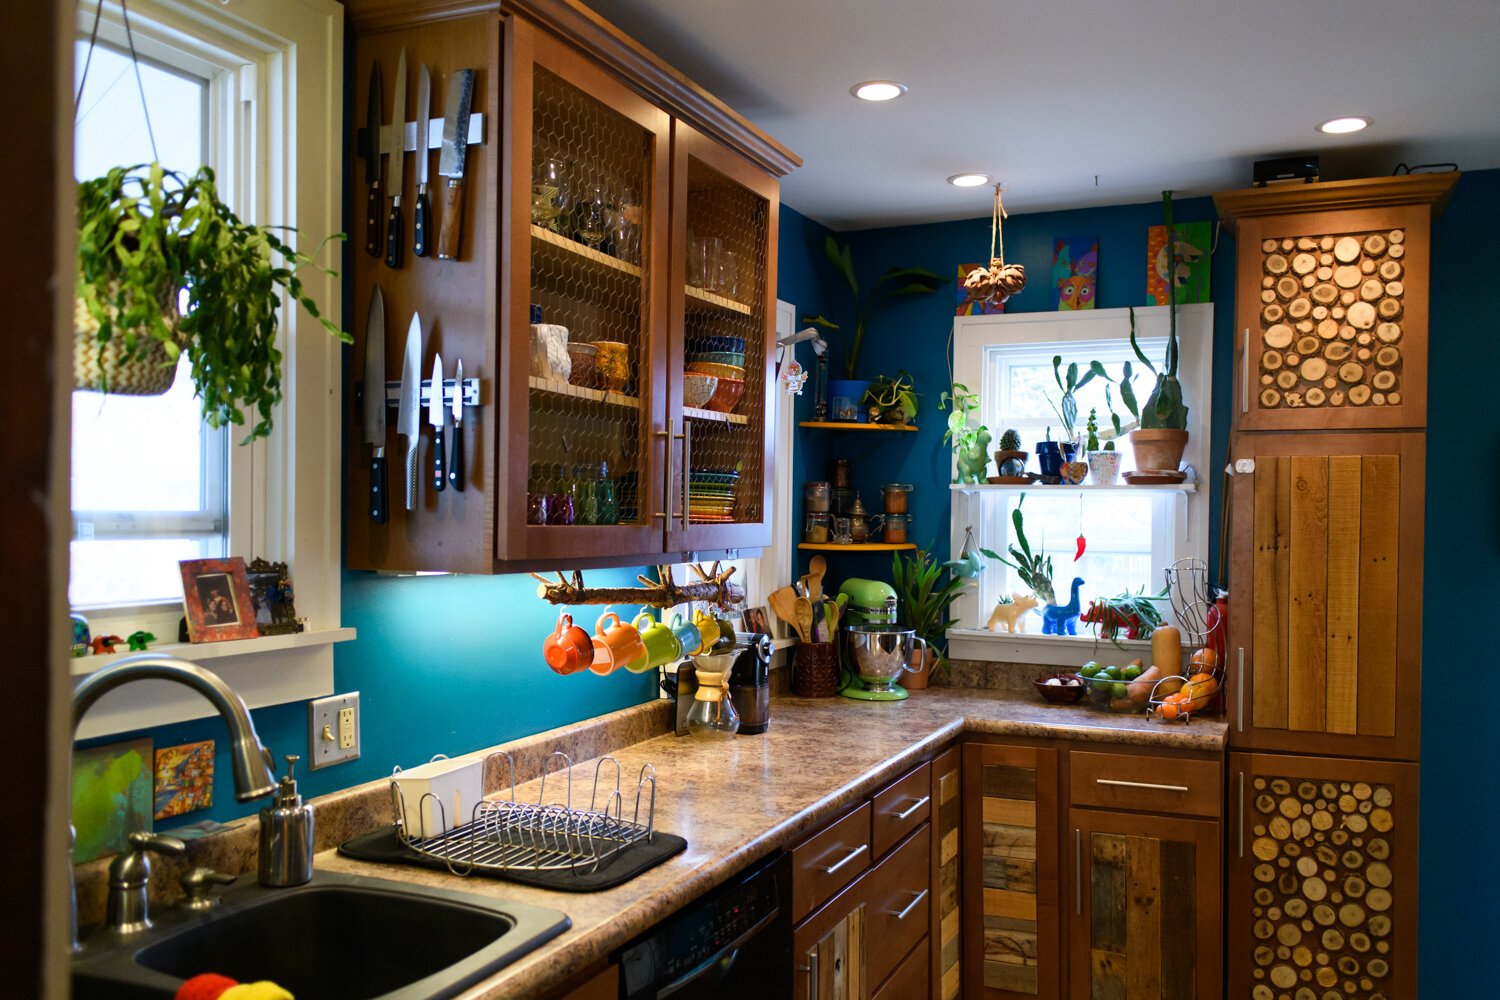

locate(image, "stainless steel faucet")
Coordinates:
70 654 279 948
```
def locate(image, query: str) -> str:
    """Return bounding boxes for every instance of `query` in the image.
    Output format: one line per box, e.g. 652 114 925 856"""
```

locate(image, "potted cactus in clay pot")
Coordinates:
993 427 1029 481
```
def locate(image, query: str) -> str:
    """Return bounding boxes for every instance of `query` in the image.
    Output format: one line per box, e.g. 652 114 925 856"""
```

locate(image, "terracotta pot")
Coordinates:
993 449 1029 477
903 645 934 690
1130 428 1189 473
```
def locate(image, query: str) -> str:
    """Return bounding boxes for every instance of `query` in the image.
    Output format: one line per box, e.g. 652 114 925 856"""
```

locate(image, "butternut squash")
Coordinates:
1151 626 1183 675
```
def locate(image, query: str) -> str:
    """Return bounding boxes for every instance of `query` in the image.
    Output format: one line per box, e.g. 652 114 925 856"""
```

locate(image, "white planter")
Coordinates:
1088 450 1121 485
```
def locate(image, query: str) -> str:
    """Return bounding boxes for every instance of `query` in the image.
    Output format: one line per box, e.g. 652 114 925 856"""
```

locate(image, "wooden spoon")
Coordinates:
807 555 827 602
794 597 816 644
768 586 802 638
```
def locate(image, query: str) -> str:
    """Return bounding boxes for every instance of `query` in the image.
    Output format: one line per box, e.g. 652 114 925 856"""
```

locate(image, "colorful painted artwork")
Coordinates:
956 263 1006 316
72 737 153 863
1147 221 1212 305
154 740 215 820
1052 236 1098 310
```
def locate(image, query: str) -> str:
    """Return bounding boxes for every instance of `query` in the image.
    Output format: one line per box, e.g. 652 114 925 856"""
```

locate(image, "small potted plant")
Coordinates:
76 163 348 440
1085 405 1121 485
862 371 919 425
993 428 1029 480
892 547 971 688
941 382 990 483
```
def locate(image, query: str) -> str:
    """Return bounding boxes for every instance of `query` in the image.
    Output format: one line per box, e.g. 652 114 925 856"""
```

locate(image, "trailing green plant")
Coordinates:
76 163 349 441
802 235 946 379
998 428 1022 452
1048 356 1110 443
1085 586 1170 650
892 546 971 673
980 495 1056 606
940 382 985 450
862 370 919 423
1116 192 1190 431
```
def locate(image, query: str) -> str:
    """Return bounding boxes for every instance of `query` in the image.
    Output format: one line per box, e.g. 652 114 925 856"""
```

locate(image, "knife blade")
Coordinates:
436 68 475 261
383 49 407 269
362 287 389 524
362 61 383 256
412 63 432 258
448 357 464 491
429 352 447 493
397 313 423 511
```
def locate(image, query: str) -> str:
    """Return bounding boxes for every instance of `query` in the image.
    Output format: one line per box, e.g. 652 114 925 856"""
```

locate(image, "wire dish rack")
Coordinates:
390 750 656 877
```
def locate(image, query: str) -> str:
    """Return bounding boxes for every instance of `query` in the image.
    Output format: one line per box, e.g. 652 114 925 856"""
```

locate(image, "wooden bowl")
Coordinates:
1033 673 1086 704
702 376 744 414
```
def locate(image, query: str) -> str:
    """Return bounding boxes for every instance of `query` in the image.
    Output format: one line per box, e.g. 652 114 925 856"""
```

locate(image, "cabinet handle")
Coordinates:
1074 828 1082 915
818 843 867 875
1241 327 1250 413
1095 778 1190 793
894 795 931 821
1238 770 1245 859
654 421 675 521
806 950 819 1000
1237 647 1245 732
681 417 692 530
890 888 928 921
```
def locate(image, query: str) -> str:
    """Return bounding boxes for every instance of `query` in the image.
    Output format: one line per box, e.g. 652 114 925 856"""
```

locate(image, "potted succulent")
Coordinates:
892 547 970 688
803 236 945 422
862 371 919 425
1085 405 1121 485
76 163 348 441
941 382 990 483
993 427 1029 479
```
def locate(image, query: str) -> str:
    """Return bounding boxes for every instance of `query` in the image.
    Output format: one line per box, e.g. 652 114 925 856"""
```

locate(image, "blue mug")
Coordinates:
669 613 702 658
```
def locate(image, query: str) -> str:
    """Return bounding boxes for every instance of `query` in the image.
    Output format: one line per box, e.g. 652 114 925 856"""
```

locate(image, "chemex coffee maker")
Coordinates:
663 628 773 736
837 579 926 702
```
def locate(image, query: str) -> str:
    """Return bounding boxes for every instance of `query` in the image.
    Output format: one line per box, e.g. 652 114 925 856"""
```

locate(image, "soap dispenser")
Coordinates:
258 754 314 886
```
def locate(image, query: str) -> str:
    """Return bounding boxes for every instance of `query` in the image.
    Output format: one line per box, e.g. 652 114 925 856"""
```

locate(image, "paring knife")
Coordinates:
362 61 383 256
429 352 447 493
412 63 432 258
383 49 407 269
436 68 475 261
448 357 465 490
362 287 388 523
397 313 423 511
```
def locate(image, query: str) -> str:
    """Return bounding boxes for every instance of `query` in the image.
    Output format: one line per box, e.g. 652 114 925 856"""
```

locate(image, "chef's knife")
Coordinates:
363 61 383 256
429 352 447 493
383 49 407 269
448 357 465 490
412 63 432 258
362 287 389 524
436 68 475 261
397 313 423 511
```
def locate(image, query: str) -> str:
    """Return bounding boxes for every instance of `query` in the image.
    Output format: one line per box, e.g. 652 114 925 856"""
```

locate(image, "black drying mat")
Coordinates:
338 825 687 893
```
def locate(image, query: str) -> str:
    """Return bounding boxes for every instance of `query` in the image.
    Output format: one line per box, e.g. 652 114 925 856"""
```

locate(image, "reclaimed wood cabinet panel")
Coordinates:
962 744 1060 999
795 882 868 1000
1228 753 1418 1000
1228 432 1424 760
931 747 962 1000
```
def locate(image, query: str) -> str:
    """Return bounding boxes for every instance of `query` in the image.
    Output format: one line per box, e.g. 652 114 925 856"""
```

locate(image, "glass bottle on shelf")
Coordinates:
527 462 550 525
572 462 597 525
595 461 619 525
547 463 575 526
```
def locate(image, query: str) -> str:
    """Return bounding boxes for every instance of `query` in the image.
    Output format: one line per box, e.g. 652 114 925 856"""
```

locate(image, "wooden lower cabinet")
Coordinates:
796 882 868 1000
931 747 963 1000
877 936 931 1000
1067 810 1221 999
1227 752 1417 1000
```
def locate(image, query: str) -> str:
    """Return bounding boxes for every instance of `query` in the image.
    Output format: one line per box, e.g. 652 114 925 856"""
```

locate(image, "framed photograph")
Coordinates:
246 558 303 637
741 606 770 637
179 557 259 642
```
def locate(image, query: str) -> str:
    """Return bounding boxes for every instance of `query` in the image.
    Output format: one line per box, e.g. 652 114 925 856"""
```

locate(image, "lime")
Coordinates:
1110 682 1129 699
1123 664 1143 681
1079 664 1101 678
1103 665 1123 681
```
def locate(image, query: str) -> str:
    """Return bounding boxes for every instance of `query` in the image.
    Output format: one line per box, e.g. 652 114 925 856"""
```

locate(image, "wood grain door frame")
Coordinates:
1227 431 1424 760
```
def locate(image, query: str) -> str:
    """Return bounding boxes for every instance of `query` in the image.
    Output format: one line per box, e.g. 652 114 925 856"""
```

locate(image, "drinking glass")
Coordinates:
688 236 721 289
577 183 609 249
716 250 741 299
531 158 570 232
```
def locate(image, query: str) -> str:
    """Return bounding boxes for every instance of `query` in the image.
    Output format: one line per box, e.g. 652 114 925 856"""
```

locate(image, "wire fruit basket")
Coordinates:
1147 557 1225 723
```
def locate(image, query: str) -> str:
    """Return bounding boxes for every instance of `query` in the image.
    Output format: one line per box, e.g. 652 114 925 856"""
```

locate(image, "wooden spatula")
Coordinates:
768 585 802 639
794 597 816 645
807 554 827 601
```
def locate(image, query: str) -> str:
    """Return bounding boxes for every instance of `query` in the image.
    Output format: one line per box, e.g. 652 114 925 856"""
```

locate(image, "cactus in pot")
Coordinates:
994 427 1028 478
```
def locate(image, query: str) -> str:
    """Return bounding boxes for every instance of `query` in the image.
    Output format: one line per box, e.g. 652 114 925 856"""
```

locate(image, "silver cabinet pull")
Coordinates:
796 951 819 1000
818 843 867 875
1074 828 1082 915
891 888 928 921
680 417 692 530
654 422 674 521
1237 647 1245 731
1095 778 1190 793
1238 771 1245 858
895 795 931 821
1241 327 1250 413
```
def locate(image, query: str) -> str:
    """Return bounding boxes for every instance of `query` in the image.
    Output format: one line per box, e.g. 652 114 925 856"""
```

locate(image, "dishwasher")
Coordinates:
616 850 791 999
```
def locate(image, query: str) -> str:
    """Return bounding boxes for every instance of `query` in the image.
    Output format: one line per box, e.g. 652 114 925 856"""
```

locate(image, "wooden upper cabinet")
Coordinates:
1227 432 1424 760
1215 174 1457 433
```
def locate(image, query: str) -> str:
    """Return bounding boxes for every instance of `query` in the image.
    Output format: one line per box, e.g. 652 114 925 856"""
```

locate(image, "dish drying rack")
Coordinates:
390 750 656 877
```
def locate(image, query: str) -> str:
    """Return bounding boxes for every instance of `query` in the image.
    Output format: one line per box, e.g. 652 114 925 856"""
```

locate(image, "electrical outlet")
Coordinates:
309 692 360 769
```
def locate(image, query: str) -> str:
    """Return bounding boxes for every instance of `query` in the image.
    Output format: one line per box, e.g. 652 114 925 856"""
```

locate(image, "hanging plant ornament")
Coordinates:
945 525 986 579
963 183 1027 306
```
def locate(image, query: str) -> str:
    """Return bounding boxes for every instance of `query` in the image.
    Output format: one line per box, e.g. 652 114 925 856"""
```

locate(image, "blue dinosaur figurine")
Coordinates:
1041 577 1085 635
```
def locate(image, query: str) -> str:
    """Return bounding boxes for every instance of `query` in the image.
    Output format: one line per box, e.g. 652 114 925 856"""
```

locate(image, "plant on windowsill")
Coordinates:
982 494 1056 607
993 427 1029 480
940 382 991 483
75 163 349 441
892 547 971 687
862 371 919 425
1085 403 1122 485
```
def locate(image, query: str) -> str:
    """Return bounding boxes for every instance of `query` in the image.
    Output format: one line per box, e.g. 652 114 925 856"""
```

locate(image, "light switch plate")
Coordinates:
309 692 360 769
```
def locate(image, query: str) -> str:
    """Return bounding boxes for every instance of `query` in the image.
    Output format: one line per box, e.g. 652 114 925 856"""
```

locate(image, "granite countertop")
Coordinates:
317 688 1227 999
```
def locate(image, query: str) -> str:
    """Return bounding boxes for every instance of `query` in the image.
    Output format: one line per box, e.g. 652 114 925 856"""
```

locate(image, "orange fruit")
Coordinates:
1192 647 1219 669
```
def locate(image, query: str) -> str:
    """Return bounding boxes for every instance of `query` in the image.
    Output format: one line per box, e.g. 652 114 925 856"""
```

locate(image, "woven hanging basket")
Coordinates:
72 286 181 396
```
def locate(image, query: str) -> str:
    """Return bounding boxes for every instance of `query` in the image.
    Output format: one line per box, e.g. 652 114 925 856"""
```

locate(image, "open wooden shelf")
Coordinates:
799 421 918 432
950 481 1195 494
530 224 643 278
528 376 641 409
684 405 749 426
684 284 753 316
798 542 917 552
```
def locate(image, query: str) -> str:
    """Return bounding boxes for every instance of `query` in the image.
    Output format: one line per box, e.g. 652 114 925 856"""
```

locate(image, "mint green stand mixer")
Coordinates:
837 579 925 701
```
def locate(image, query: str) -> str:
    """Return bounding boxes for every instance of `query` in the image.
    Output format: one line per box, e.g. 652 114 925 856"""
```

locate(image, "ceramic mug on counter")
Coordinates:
632 612 681 670
592 610 646 675
669 613 702 658
543 611 593 674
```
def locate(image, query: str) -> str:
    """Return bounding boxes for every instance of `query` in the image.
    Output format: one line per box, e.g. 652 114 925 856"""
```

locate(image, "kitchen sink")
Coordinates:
72 870 570 999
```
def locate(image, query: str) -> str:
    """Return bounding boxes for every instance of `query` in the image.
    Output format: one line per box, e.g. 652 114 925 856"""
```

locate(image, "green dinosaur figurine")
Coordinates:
126 630 156 652
955 426 992 483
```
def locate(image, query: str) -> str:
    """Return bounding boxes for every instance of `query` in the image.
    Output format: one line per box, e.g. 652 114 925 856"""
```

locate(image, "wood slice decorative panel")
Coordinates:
931 748 962 1000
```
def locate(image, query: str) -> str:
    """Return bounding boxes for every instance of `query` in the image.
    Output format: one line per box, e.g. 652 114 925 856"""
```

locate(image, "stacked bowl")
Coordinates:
686 336 746 414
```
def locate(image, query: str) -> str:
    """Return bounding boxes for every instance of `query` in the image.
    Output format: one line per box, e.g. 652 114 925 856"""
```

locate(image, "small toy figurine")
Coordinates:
89 634 126 655
1041 577 1086 636
126 630 157 651
70 613 91 657
781 360 810 396
954 426 993 484
987 593 1040 633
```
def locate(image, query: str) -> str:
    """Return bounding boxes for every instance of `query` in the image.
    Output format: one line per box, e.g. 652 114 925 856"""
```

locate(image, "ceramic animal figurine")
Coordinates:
988 593 1039 633
1080 600 1148 640
126 630 156 651
89 634 126 655
955 426 993 483
1041 577 1085 636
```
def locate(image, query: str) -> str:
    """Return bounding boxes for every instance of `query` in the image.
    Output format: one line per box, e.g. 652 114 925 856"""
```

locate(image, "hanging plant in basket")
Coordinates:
75 162 348 440
962 183 1027 307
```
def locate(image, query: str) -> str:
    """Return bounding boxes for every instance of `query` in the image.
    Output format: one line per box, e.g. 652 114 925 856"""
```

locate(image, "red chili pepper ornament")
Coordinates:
1074 535 1086 562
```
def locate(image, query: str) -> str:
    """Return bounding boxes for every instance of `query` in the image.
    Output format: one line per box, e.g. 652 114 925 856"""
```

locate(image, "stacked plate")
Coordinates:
688 469 738 523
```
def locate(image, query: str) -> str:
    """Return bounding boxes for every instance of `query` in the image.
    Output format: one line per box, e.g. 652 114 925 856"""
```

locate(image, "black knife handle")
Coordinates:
364 182 382 256
432 424 446 493
413 186 431 258
369 455 389 524
448 417 464 491
384 198 403 269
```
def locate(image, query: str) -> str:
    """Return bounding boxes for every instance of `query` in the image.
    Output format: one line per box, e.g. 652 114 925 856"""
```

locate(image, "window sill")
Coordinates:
946 627 1151 668
949 482 1196 495
70 626 356 677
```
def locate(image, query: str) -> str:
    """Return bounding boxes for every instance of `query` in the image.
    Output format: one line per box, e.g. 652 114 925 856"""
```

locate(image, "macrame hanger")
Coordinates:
74 0 160 163
990 182 1008 266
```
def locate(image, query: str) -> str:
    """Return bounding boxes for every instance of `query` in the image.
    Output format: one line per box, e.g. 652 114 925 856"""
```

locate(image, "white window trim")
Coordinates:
947 303 1213 665
72 0 348 738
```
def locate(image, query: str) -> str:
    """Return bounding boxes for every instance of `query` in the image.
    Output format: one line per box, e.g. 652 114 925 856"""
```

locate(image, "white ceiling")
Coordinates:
581 0 1500 230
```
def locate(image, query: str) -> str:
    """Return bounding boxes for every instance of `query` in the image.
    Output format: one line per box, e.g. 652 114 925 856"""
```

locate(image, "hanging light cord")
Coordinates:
74 0 159 162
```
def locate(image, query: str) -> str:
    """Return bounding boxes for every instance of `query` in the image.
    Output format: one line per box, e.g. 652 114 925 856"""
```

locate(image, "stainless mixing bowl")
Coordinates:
846 625 928 693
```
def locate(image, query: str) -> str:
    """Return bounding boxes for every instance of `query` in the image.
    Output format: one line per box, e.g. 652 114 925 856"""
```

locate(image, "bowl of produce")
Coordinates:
1033 673 1086 704
1077 659 1164 713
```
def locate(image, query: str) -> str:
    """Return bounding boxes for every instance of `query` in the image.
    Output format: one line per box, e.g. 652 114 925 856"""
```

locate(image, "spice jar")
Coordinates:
829 458 852 489
803 512 831 544
883 513 910 544
881 483 912 514
803 481 831 513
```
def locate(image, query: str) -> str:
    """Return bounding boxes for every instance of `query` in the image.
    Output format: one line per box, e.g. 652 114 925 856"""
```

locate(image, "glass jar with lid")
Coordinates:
883 513 910 544
881 483 912 514
803 512 832 544
803 481 831 513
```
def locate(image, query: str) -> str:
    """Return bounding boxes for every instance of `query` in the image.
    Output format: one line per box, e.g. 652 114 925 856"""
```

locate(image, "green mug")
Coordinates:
632 612 681 670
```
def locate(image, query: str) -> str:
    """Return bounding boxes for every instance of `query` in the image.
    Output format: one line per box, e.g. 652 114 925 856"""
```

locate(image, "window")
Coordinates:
948 305 1212 663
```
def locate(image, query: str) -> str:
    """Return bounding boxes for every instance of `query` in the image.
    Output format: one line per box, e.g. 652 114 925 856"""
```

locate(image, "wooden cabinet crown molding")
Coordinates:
344 0 502 33
1214 172 1459 236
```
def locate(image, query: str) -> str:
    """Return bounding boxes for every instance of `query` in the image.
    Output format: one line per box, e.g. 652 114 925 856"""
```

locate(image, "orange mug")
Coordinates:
592 610 646 675
543 612 592 675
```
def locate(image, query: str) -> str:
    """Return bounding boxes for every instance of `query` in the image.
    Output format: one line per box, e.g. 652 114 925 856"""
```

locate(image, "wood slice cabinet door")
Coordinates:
962 744 1060 1000
1227 432 1424 760
1227 753 1417 1000
931 747 962 1000
1067 810 1221 1000
795 887 869 1000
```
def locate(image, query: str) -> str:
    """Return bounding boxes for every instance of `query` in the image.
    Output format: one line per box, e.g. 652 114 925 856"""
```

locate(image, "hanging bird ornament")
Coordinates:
945 525 986 580
962 183 1027 306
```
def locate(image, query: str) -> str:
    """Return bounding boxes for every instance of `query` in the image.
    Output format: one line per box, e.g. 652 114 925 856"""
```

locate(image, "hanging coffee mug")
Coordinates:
592 609 645 675
543 612 592 675
691 609 721 654
669 613 702 658
632 612 682 670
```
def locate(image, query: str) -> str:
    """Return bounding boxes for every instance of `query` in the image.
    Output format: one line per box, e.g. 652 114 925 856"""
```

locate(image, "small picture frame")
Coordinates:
741 606 770 637
179 557 259 643
246 558 302 637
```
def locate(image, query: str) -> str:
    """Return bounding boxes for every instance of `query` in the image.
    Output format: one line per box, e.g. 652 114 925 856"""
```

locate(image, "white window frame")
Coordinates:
72 0 350 738
947 303 1213 666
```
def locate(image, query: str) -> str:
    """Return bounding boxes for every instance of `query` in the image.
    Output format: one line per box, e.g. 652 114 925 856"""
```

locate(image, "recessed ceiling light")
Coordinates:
850 80 907 102
947 173 991 188
1317 116 1371 135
